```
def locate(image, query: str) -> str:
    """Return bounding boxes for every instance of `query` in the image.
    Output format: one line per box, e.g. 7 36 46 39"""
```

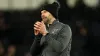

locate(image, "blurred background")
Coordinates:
0 0 100 56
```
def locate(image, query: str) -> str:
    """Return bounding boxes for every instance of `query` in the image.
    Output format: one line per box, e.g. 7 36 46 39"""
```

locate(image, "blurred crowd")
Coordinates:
0 11 32 56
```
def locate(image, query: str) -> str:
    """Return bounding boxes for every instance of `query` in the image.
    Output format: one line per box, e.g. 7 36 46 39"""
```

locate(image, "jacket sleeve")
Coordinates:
43 25 72 52
30 35 42 56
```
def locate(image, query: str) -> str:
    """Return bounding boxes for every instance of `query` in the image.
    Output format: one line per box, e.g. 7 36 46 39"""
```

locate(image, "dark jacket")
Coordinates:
30 20 72 56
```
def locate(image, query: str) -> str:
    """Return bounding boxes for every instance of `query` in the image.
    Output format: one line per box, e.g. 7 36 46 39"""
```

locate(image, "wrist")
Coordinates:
43 31 48 36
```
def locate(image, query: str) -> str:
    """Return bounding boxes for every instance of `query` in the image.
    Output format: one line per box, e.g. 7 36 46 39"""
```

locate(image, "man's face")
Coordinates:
41 10 51 24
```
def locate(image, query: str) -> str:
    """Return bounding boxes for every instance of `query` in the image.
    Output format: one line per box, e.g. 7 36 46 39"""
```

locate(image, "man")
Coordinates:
30 1 72 56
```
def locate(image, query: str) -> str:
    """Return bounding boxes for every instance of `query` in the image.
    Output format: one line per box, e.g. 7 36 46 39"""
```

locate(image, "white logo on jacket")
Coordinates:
52 29 59 34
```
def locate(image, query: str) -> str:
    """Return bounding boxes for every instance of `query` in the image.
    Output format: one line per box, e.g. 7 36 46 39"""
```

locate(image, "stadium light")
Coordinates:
66 0 79 8
0 0 8 10
47 0 56 4
32 0 46 10
83 0 99 8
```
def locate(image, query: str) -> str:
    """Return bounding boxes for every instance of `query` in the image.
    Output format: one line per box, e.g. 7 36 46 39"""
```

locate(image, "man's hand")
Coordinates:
39 21 48 36
34 21 48 36
34 21 41 36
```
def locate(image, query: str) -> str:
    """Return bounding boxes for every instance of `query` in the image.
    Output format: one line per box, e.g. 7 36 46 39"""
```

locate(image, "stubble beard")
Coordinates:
43 16 51 25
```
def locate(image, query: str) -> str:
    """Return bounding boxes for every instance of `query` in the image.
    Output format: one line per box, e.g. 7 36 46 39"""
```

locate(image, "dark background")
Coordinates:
0 0 100 56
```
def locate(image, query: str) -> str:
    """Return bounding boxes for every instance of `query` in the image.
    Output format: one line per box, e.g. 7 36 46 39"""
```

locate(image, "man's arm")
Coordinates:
30 35 41 56
43 25 72 52
30 21 42 56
